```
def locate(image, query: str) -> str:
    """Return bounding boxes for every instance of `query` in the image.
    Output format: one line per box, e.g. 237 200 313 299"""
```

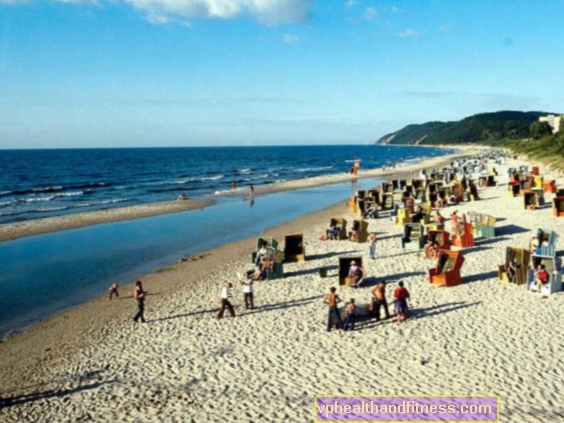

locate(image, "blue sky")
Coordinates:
0 0 563 148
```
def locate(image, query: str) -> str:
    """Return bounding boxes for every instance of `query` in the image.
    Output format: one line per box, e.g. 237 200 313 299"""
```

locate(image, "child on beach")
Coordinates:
393 281 410 324
108 283 119 300
323 287 343 332
343 299 357 331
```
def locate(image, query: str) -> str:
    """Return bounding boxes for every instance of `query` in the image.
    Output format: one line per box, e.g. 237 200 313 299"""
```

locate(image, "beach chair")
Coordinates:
338 256 365 287
381 193 394 211
411 179 424 189
328 218 347 241
498 247 531 285
428 230 451 250
553 197 564 217
523 192 536 210
466 184 479 201
452 184 465 203
428 192 438 208
395 207 412 226
520 177 534 192
284 234 305 262
451 215 474 248
391 180 400 191
427 182 438 193
478 176 489 188
487 175 496 187
264 247 284 280
381 182 394 194
402 223 425 251
349 220 369 243
543 180 557 194
527 255 562 296
399 179 408 190
413 189 426 204
367 189 380 205
356 197 367 218
532 188 545 205
251 237 279 264
428 250 465 287
423 222 445 234
535 229 559 257
508 182 521 197
473 214 496 239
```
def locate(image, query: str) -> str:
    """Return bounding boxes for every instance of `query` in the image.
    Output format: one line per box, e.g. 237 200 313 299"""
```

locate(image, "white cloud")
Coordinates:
344 0 357 9
282 33 300 43
439 23 450 33
363 7 377 20
121 0 313 25
1 0 313 25
398 28 423 38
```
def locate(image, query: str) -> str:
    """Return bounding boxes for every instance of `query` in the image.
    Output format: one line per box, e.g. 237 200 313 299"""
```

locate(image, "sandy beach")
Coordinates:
4 148 564 422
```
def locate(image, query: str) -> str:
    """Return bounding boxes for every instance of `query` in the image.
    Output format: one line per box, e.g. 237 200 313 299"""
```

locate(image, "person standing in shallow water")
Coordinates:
132 280 147 323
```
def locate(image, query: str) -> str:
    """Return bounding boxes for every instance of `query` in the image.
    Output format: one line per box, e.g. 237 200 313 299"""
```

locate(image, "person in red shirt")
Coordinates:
393 281 410 324
534 264 549 292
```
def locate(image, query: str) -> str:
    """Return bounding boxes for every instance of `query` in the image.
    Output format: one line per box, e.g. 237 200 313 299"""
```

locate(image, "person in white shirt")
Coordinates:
241 270 255 309
217 282 235 319
255 243 268 266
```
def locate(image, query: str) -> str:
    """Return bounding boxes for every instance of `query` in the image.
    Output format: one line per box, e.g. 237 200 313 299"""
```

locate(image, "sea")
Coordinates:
0 144 456 338
0 145 453 225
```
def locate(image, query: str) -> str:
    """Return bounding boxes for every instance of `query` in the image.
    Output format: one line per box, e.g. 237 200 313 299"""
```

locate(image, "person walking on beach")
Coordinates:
217 282 236 319
108 283 119 300
241 270 255 309
248 184 254 197
343 299 357 331
393 281 410 324
132 280 147 323
371 280 390 321
368 232 377 260
324 287 343 332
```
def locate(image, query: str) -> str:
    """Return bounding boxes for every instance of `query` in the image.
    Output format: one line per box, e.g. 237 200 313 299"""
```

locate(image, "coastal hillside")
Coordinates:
376 111 551 145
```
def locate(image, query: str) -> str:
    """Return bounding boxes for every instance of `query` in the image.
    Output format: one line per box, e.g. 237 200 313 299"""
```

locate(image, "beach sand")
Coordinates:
4 149 564 422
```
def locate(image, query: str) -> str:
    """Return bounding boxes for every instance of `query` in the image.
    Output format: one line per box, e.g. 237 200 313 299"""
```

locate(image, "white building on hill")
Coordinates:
539 114 564 133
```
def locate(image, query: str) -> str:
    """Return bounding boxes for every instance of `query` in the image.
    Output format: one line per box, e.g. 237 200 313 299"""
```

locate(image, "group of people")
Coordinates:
324 280 411 331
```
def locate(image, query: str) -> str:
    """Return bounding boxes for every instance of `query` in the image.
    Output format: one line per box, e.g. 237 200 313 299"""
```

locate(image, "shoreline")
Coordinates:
0 149 469 243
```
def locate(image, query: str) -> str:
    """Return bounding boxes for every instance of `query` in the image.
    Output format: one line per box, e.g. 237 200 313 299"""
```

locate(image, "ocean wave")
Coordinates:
295 166 334 173
201 175 224 181
0 200 15 208
237 168 253 174
22 196 56 203
0 182 110 198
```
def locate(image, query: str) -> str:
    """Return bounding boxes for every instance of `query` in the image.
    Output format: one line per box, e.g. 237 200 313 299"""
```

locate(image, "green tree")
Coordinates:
530 121 553 139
